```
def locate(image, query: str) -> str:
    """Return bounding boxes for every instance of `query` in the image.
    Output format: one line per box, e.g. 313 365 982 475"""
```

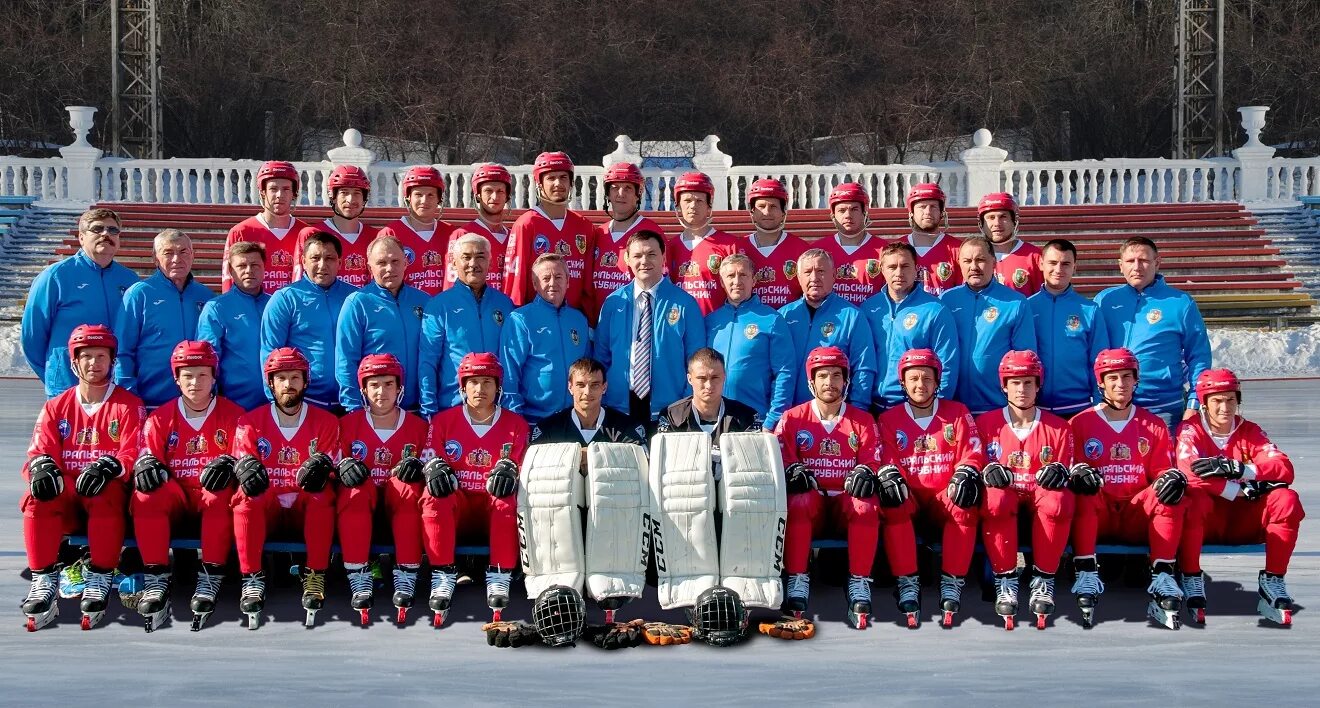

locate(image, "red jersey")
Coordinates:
994 240 1043 296
668 228 738 316
975 408 1075 494
27 385 145 480
878 399 984 492
1069 404 1172 501
233 403 342 490
446 219 512 294
775 402 885 492
907 233 963 297
294 219 380 289
503 208 595 310
738 232 810 310
426 406 530 493
222 214 308 294
377 217 457 296
817 234 884 306
1175 415 1294 499
140 396 246 488
592 215 666 322
339 409 430 485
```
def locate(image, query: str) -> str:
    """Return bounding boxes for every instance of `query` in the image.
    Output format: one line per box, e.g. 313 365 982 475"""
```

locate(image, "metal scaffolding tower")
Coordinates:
1174 0 1224 158
111 0 161 158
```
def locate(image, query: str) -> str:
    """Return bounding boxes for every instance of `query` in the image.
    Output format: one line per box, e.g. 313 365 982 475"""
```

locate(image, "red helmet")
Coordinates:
533 152 574 183
978 192 1019 220
400 165 445 204
897 348 942 381
326 165 371 199
828 182 868 210
906 182 946 211
673 171 715 202
471 163 513 195
358 353 405 390
747 178 789 209
999 350 1043 386
264 347 310 377
1195 368 1241 404
604 162 644 190
170 340 218 377
257 161 300 193
457 351 503 386
68 324 117 359
805 346 849 379
1093 348 1139 384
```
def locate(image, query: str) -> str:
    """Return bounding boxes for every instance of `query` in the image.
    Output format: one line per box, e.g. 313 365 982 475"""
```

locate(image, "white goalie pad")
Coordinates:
584 442 650 603
717 432 788 609
517 443 585 598
649 432 719 609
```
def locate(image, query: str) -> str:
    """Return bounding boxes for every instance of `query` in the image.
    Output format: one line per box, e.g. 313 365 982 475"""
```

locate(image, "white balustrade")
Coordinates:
1265 159 1320 201
1000 159 1239 205
0 159 68 201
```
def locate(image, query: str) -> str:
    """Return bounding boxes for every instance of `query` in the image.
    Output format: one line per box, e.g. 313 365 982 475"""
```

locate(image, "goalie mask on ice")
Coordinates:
532 585 587 647
687 585 749 647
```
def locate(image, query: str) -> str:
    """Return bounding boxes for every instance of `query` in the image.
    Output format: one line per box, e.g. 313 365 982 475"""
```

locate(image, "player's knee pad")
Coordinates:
585 442 649 605
981 487 1019 518
649 433 719 610
717 432 788 610
1033 488 1075 521
842 494 881 525
517 443 585 597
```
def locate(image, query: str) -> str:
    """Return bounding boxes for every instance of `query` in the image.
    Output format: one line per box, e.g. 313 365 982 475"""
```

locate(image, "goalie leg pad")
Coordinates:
585 442 650 605
717 432 788 609
517 443 586 598
649 433 719 609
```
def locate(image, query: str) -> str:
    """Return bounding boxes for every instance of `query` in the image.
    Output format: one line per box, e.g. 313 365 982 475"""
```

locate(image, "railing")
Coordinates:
0 158 68 202
1265 158 1320 201
726 164 964 210
1000 159 1240 205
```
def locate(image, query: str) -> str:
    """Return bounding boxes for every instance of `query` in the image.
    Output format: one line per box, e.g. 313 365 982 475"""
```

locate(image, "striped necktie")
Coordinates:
631 291 653 398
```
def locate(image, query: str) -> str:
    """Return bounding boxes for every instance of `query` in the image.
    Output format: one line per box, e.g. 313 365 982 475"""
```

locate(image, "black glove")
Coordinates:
982 462 1013 489
1035 462 1069 491
337 457 371 488
424 458 459 498
1068 462 1103 496
585 619 646 650
1242 480 1289 501
946 464 983 509
297 452 334 493
26 455 63 502
486 458 519 498
199 454 237 492
133 454 170 493
483 620 539 648
784 462 818 495
843 465 878 499
392 456 423 483
235 455 270 497
1191 456 1245 480
1153 468 1188 505
75 455 122 498
876 464 910 508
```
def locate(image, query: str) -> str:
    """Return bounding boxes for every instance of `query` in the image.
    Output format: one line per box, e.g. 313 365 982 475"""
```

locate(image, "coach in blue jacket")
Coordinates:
22 207 139 397
114 229 214 407
863 241 959 407
260 230 358 410
706 253 793 430
596 230 704 423
499 253 591 422
1028 239 1109 416
198 240 270 410
1094 236 1211 430
779 248 877 409
337 235 429 412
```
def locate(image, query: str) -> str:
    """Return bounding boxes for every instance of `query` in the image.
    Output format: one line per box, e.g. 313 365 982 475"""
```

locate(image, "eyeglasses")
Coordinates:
84 224 121 235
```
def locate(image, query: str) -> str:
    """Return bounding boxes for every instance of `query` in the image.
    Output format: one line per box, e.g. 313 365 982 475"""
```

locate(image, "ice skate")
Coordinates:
1146 562 1183 630
137 569 172 633
846 575 872 629
485 565 512 622
392 566 417 625
347 566 375 626
429 565 458 628
1180 571 1206 624
939 572 964 628
300 567 326 627
1028 571 1055 630
894 574 921 629
781 573 810 619
993 570 1019 630
240 571 266 630
1258 571 1294 626
1071 557 1104 629
190 564 223 631
22 570 59 631
78 568 114 630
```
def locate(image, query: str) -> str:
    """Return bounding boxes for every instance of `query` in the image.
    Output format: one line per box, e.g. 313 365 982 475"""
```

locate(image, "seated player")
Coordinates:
657 348 763 477
530 357 646 454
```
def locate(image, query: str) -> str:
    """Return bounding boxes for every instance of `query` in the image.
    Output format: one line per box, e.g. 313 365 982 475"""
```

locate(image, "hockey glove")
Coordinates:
784 462 818 495
424 458 459 498
483 620 539 648
642 622 693 646
337 457 371 488
1242 480 1289 501
235 455 270 497
1191 456 1245 480
486 458 519 498
876 465 910 508
1068 462 1103 496
585 619 646 650
75 455 122 498
199 454 237 492
982 462 1013 489
391 456 423 484
297 452 334 493
26 455 63 501
1035 462 1070 491
946 465 983 509
843 465 878 499
133 454 170 493
1153 468 1188 506
759 616 816 640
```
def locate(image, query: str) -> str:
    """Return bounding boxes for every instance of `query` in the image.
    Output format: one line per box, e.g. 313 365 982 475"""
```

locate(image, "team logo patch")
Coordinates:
570 329 580 346
469 449 493 467
75 427 99 446
903 313 919 330
848 432 860 451
1012 269 1028 287
500 443 513 459
820 321 836 338
983 306 999 323
575 235 587 254
936 262 953 282
943 423 955 444
667 306 681 326
783 261 797 279
271 250 291 266
1039 445 1054 464
58 419 70 440
214 429 228 450
186 435 207 455
820 438 841 456
1137 437 1150 457
401 443 418 460
344 253 366 271
493 310 504 326
707 254 723 273
351 440 368 461
413 306 424 320
257 437 272 460
167 431 179 449
403 246 416 265
555 240 571 256
914 434 936 453
866 259 881 278
1066 315 1081 332
795 430 814 452
108 419 121 443
986 440 1001 461
423 250 443 267
1146 309 1162 325
374 447 393 467
444 440 462 461
1112 443 1132 461
755 266 775 283
533 235 551 254
744 323 759 340
602 252 618 267
895 430 909 451
1008 450 1030 469
278 446 300 465
679 262 699 278
836 264 857 280
1084 438 1102 460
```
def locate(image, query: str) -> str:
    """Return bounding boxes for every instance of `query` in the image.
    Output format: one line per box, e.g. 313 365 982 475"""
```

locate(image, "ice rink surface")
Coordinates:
1 378 1317 706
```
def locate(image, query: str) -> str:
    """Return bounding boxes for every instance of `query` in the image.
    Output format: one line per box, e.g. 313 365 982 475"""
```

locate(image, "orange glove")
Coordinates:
759 617 816 640
642 622 693 645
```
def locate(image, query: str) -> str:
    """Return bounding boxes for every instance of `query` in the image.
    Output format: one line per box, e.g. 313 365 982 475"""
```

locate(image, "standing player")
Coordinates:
420 353 530 626
878 349 985 628
739 178 809 310
230 347 342 628
222 161 306 293
294 165 379 288
130 341 246 631
975 351 1076 629
1176 369 1305 625
979 193 1042 295
498 254 591 423
503 152 595 310
706 254 795 431
1069 348 1190 629
377 165 455 295
903 183 962 296
1028 239 1109 417
592 162 665 320
818 182 883 305
198 242 272 411
779 248 878 410
21 325 143 630
446 163 514 294
336 354 430 625
667 171 738 316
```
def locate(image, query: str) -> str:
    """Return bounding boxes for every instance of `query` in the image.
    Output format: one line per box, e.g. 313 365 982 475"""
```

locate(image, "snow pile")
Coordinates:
1210 325 1320 379
0 322 31 378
